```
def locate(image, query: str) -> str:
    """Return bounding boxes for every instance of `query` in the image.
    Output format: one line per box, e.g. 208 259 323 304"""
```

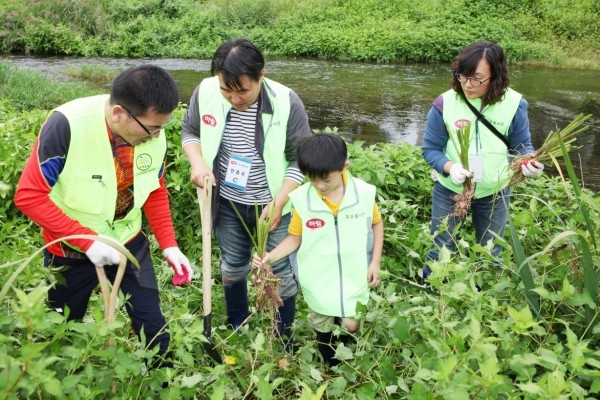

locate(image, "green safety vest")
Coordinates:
437 88 521 198
197 76 292 213
49 95 167 247
289 173 376 317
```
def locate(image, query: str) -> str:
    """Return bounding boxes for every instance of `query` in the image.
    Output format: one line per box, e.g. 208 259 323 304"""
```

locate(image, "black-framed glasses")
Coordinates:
455 74 490 87
120 105 171 136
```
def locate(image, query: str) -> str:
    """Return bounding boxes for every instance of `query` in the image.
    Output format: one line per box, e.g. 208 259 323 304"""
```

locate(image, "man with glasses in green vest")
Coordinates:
15 65 193 370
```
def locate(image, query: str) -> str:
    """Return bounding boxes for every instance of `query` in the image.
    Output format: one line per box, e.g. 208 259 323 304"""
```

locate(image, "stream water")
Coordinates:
3 55 599 191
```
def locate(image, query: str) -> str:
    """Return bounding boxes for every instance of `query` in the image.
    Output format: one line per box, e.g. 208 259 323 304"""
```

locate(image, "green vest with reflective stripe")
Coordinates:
197 76 292 213
289 173 376 317
438 88 521 198
49 95 166 246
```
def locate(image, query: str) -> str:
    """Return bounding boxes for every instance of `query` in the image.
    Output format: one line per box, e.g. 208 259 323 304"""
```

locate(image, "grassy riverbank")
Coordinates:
2 61 600 399
1 0 599 68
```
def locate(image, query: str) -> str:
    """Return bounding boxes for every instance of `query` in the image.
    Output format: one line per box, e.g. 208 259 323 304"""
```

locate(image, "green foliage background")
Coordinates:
1 0 600 395
0 0 599 67
1 63 600 398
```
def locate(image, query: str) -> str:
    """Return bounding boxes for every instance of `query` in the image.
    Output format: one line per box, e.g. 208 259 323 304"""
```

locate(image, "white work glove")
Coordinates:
163 247 193 286
85 235 121 267
431 170 438 182
449 163 473 185
521 160 544 178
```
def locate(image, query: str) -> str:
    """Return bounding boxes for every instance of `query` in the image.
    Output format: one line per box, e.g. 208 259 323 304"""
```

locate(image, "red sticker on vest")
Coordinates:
454 119 471 129
305 218 326 230
202 114 217 127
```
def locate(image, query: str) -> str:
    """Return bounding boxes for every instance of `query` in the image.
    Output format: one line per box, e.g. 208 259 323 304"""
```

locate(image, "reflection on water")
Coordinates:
2 55 599 190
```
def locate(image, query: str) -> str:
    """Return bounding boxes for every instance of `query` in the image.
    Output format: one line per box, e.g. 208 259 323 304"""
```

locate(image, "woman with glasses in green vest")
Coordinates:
421 41 545 285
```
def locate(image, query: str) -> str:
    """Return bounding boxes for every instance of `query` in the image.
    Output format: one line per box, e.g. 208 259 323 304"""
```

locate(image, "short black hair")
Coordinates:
211 38 265 90
297 133 347 180
450 41 509 105
110 64 179 116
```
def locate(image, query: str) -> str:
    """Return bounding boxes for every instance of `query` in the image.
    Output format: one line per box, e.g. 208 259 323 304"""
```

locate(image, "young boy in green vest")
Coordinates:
252 133 384 365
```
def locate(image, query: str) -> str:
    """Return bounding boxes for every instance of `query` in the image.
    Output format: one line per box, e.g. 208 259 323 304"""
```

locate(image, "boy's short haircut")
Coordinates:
297 133 347 180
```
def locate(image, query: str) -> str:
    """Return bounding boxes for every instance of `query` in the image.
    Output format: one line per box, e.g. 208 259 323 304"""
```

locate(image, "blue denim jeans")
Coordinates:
215 197 298 299
423 182 510 278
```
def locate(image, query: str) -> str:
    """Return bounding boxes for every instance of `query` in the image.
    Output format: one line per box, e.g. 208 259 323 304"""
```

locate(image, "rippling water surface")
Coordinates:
3 55 599 190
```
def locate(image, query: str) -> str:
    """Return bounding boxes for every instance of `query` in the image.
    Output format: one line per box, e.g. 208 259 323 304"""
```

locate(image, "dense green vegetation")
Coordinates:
1 0 599 68
1 63 600 398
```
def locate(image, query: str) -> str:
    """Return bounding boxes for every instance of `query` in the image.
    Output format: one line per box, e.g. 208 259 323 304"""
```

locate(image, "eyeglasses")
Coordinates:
120 105 171 136
455 74 490 87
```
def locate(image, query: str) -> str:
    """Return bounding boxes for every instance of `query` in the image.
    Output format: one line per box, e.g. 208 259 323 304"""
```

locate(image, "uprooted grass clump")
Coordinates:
449 123 475 217
230 201 283 333
509 113 591 186
452 180 475 218
252 217 284 314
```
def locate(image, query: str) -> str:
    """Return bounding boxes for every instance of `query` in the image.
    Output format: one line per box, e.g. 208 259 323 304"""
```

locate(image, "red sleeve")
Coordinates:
143 170 178 250
14 140 97 254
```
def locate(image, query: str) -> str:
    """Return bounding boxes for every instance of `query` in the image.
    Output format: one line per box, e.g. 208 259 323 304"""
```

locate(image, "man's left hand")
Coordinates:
163 247 193 286
260 199 284 232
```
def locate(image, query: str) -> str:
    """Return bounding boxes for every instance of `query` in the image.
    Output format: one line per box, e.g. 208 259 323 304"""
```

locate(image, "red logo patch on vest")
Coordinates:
454 119 471 129
202 114 217 127
305 218 326 230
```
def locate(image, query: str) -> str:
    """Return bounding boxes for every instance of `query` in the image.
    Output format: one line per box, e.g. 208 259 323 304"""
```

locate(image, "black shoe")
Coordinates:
316 331 339 366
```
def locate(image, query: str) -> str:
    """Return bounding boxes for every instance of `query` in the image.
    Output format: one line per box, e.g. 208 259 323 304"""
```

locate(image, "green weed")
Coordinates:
1 66 600 398
1 0 599 67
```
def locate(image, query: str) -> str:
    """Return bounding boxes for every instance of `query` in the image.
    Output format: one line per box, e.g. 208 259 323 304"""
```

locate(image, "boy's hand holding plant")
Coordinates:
252 252 274 271
231 200 283 328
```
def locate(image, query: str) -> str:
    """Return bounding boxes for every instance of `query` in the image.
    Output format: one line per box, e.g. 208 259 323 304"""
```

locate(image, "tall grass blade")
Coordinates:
578 236 597 329
0 234 138 303
557 130 596 248
557 132 598 329
229 201 260 251
506 213 541 317
519 230 577 267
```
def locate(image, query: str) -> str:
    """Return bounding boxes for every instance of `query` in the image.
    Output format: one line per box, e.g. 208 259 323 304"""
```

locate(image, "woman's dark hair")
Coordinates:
297 133 347 180
110 64 179 116
211 39 265 90
450 41 509 105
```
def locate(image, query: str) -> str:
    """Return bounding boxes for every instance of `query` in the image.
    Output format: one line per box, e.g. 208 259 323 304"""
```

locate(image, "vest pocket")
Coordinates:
63 174 105 214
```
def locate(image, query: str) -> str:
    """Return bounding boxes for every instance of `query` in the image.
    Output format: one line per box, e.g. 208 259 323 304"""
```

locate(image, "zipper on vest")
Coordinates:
334 215 345 317
92 174 106 188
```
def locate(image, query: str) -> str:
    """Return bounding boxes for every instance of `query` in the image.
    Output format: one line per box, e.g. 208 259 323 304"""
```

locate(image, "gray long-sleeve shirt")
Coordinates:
181 82 311 179
181 79 312 207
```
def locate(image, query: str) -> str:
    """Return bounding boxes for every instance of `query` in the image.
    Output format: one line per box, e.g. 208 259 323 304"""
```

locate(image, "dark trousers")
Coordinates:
45 233 170 358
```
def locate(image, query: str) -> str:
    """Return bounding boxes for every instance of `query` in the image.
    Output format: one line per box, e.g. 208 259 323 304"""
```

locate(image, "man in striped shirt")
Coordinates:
182 39 312 349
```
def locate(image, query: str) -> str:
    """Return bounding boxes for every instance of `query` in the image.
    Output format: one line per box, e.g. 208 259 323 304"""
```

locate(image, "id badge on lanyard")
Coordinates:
224 154 252 190
469 155 484 183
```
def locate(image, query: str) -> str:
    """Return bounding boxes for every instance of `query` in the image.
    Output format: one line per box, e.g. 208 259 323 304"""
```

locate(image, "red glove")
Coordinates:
163 247 193 286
